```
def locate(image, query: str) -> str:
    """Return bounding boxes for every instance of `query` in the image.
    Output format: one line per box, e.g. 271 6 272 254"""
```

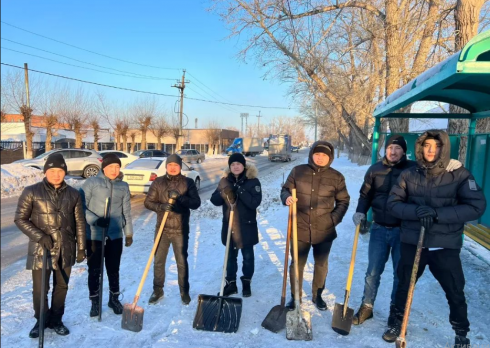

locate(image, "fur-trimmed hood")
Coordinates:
221 163 258 179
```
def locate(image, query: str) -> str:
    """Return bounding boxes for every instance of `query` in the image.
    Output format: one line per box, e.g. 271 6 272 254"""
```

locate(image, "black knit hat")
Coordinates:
44 153 67 174
228 153 246 167
313 144 332 157
166 154 182 167
385 134 407 153
101 153 122 170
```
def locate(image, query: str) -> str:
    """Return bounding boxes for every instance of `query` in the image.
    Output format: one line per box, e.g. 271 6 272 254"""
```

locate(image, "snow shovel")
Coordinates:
286 189 312 341
38 246 48 348
396 226 426 348
121 196 176 332
193 197 242 333
98 197 111 322
261 205 292 333
332 223 361 335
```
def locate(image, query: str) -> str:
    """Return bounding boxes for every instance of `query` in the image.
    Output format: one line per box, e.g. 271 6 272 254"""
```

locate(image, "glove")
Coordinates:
38 235 53 250
168 190 180 200
416 206 437 231
359 218 371 235
222 186 236 203
125 236 133 247
446 159 462 172
352 212 366 226
96 217 110 228
158 203 174 212
76 249 86 263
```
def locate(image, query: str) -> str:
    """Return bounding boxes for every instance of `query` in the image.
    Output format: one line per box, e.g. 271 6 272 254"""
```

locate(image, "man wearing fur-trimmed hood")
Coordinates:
211 153 262 298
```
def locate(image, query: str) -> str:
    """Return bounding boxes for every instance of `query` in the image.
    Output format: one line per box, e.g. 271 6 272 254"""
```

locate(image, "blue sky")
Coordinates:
1 0 299 131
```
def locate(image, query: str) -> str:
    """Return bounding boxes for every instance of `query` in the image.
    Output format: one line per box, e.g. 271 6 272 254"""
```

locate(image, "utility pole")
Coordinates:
195 118 198 129
256 110 262 137
172 70 189 151
240 113 249 136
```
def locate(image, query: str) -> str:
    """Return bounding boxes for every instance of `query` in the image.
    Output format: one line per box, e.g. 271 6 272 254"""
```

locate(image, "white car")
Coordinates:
99 150 139 168
121 157 201 194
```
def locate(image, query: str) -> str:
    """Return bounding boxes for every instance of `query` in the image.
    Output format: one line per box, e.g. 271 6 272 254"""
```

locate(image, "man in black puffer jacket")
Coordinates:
281 141 350 311
144 154 201 305
211 153 262 297
15 153 86 339
383 130 486 346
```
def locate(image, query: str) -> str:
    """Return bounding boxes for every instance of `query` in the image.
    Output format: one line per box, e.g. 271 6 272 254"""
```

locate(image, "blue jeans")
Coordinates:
361 222 401 306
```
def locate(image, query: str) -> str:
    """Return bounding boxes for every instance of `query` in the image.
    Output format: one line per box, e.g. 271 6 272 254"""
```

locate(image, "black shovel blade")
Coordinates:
261 305 288 333
193 294 242 333
121 303 144 332
331 302 354 336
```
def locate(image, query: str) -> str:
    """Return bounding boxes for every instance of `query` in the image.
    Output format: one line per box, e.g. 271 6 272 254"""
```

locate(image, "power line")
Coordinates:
1 63 292 109
187 71 236 105
1 37 178 80
186 85 238 114
1 47 167 80
1 20 182 70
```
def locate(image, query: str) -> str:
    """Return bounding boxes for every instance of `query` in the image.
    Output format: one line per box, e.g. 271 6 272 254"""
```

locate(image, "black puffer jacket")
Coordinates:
281 141 350 244
14 178 86 270
356 156 417 226
144 173 201 235
211 164 262 249
388 130 487 249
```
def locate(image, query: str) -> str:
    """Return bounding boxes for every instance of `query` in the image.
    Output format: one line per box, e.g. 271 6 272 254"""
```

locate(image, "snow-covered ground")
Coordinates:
1 155 489 348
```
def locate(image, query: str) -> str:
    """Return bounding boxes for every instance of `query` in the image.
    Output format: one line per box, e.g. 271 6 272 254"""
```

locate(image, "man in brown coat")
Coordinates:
15 153 86 338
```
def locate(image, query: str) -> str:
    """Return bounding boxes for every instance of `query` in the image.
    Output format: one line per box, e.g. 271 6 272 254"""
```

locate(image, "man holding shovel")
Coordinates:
210 153 262 297
385 130 486 346
80 153 133 318
15 153 86 338
144 154 201 305
281 141 350 311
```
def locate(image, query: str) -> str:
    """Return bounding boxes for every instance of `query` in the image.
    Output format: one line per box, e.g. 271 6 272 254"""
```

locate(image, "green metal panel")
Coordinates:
468 134 490 226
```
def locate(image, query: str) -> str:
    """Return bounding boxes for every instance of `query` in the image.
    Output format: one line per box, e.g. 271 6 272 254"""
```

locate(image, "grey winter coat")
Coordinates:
387 130 487 249
14 178 86 270
281 141 350 244
80 171 133 241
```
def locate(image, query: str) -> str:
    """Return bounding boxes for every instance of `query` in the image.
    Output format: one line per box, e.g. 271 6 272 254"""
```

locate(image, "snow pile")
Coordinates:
1 164 44 198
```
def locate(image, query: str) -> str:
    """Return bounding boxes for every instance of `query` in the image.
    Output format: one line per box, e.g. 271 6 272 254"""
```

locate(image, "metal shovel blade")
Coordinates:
331 302 354 336
193 294 242 333
286 307 312 341
261 304 288 333
121 303 144 332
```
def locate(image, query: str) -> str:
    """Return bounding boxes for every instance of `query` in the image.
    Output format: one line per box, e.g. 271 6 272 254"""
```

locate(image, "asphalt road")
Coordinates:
0 151 306 279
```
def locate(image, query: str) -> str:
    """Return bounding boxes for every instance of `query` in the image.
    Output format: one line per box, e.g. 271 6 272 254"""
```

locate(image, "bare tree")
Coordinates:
129 130 138 153
132 97 159 150
205 121 221 155
169 112 181 150
150 112 170 151
38 81 63 152
59 86 88 148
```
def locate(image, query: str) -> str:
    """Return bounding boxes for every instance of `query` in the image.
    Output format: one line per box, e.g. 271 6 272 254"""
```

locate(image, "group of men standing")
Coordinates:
14 129 486 347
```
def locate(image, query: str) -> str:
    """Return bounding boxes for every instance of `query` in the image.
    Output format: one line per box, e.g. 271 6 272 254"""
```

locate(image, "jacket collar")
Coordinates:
42 177 67 192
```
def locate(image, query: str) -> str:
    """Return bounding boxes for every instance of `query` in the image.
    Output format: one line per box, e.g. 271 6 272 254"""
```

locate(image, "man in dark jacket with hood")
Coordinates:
352 135 462 326
210 153 262 297
15 153 86 338
281 141 350 310
383 130 486 347
144 154 201 305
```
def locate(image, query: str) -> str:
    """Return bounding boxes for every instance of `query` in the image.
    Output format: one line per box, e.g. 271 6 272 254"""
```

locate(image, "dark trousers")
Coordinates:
153 233 189 294
226 245 254 281
32 256 71 322
395 242 470 334
289 239 333 296
87 238 123 297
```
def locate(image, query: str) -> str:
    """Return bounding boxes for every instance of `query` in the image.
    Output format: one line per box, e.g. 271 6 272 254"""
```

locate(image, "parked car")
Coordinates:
175 149 205 163
13 148 102 178
121 157 201 194
291 146 300 153
99 150 139 168
132 150 170 158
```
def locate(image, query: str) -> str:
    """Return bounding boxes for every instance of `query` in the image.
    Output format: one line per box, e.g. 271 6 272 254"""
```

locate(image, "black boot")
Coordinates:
455 335 470 347
149 288 164 304
312 289 327 311
108 291 124 315
220 280 238 297
240 277 252 297
181 292 191 305
382 317 402 343
286 295 296 311
29 321 42 338
353 303 373 325
387 303 396 326
48 319 70 336
90 295 99 317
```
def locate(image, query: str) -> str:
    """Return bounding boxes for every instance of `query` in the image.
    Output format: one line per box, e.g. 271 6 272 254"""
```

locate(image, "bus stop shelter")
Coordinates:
370 30 490 243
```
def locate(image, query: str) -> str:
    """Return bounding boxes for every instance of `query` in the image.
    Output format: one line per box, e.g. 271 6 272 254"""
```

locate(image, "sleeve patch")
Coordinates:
468 180 477 191
255 186 261 192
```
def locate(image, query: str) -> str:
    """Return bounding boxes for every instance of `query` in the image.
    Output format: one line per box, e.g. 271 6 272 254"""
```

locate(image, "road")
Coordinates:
0 151 306 278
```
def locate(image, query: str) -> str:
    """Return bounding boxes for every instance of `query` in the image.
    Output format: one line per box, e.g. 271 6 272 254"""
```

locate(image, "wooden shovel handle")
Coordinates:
280 206 293 307
131 198 175 307
291 189 301 306
342 224 360 318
